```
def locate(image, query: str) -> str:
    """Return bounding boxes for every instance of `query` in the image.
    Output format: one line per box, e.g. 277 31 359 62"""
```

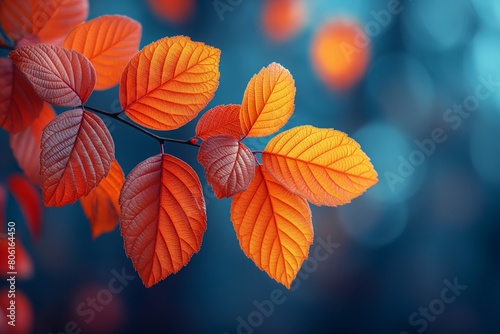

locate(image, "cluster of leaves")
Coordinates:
0 0 378 289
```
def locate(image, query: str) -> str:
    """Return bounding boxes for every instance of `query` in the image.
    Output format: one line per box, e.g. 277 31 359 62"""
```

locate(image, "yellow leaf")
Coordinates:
262 125 378 206
231 165 313 289
240 62 295 137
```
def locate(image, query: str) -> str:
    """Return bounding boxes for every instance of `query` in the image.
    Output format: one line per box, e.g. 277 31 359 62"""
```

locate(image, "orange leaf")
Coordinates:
63 15 142 90
195 104 243 140
240 62 295 137
80 160 124 239
0 235 33 279
262 125 378 206
10 44 96 107
0 58 43 133
0 0 88 44
10 103 56 186
7 174 42 240
40 108 115 207
120 154 206 287
198 134 255 199
231 165 313 288
120 36 220 130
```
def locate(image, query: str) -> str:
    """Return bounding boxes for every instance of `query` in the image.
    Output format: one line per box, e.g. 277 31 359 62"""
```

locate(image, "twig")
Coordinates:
84 105 201 148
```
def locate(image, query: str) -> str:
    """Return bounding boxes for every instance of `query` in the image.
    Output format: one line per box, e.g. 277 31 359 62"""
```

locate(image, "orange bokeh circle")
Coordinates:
311 19 370 90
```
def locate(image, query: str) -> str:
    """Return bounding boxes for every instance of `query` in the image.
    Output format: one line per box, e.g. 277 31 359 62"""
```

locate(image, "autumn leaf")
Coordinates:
10 44 96 107
195 104 243 140
262 125 378 206
0 58 43 133
10 103 56 186
231 165 313 288
198 134 255 199
0 235 33 279
120 154 206 287
7 174 42 240
40 108 115 207
0 0 88 44
240 62 295 137
80 160 124 239
63 15 142 90
120 35 220 130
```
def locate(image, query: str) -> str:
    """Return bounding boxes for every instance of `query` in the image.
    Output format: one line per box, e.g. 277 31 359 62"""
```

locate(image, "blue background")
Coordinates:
1 0 500 333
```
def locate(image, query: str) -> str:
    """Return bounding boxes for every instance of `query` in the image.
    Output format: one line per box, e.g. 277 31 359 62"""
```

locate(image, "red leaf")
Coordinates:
41 108 115 207
0 58 43 133
0 235 33 280
195 104 243 140
9 44 96 107
0 289 34 334
0 0 88 44
7 175 42 240
198 134 255 199
0 185 6 232
10 103 57 186
80 160 124 239
120 154 206 287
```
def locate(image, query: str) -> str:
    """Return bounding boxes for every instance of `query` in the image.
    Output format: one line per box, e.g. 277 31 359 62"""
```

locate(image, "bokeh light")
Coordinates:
429 166 484 227
310 19 370 91
402 0 473 52
466 26 500 108
471 0 500 31
147 0 194 24
338 195 408 248
470 111 500 184
69 284 125 334
353 122 427 203
366 52 435 134
0 289 33 334
261 0 306 42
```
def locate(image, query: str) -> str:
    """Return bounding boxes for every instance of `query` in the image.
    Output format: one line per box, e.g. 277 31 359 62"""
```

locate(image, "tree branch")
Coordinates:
84 105 201 148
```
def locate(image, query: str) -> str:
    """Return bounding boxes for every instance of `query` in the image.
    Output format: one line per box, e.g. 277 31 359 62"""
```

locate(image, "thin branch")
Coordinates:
84 105 200 148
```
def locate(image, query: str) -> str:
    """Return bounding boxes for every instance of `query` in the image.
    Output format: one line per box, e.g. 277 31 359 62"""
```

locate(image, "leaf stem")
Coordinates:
84 105 200 148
